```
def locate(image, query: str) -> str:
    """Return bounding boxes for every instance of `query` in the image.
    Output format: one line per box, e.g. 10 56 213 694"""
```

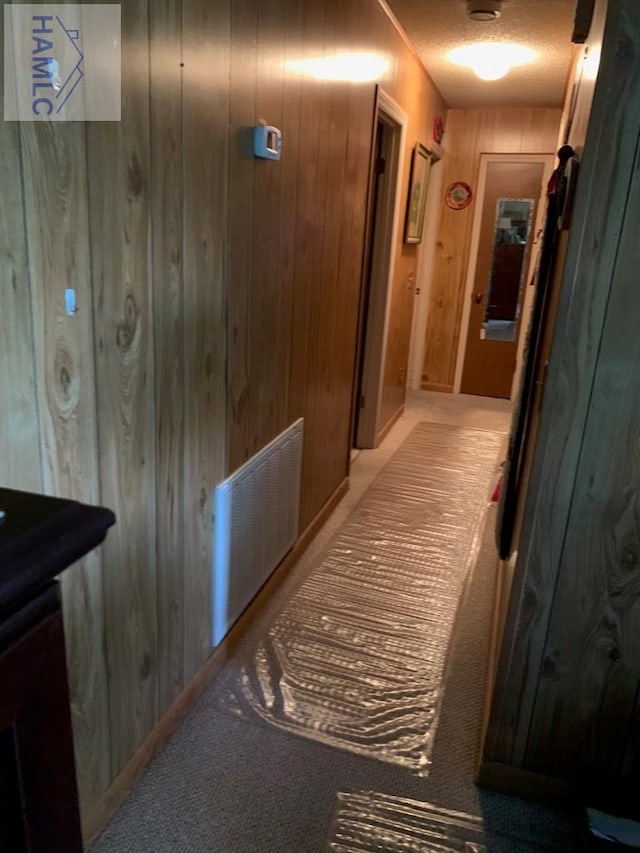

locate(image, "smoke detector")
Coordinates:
466 0 503 21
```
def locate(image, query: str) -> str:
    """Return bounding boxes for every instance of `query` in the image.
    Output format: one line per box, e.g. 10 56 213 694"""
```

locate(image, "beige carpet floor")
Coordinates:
91 393 608 853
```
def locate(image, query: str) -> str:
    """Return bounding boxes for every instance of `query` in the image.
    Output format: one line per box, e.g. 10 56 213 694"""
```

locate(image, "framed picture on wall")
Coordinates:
404 143 432 244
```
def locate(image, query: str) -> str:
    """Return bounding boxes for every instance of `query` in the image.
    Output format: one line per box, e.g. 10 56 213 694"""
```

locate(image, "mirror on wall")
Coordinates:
481 198 535 342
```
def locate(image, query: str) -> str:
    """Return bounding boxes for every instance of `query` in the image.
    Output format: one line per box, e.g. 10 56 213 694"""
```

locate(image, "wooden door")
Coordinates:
461 161 544 398
352 90 406 449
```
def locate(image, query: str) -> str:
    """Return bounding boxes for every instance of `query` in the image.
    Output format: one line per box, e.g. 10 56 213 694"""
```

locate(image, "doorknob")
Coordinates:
474 292 484 304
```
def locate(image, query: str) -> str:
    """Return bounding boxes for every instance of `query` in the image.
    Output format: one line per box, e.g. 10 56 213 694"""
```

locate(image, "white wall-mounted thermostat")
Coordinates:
253 125 282 160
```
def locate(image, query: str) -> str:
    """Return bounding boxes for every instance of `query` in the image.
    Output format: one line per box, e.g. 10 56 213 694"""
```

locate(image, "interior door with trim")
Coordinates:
460 161 545 399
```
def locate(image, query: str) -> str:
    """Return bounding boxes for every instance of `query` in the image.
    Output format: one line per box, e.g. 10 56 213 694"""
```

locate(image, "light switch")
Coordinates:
65 288 77 316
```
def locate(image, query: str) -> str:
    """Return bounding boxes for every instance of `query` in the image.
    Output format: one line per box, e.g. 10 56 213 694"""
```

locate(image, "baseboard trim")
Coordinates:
476 759 569 804
420 381 453 393
84 475 350 846
376 405 404 445
294 477 350 560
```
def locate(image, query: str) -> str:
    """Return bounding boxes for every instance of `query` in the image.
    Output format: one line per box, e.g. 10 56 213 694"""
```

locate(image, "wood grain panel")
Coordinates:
0 120 41 492
181 0 230 680
526 144 640 775
150 0 185 711
87 0 158 776
286 0 327 528
525 4 640 776
227 0 258 472
310 4 352 515
484 0 640 771
300 0 340 526
273 0 305 435
421 108 561 391
19 121 110 818
246 0 286 458
421 110 479 393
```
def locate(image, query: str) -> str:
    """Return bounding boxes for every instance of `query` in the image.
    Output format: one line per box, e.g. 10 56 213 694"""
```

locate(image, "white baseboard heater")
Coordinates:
212 418 303 646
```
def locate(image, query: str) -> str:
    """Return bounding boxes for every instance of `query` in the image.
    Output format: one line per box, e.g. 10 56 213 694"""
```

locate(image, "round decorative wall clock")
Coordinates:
445 181 473 210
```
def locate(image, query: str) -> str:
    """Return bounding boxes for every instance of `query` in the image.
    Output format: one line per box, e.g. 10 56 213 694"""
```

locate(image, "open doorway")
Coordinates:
455 154 554 399
351 89 407 450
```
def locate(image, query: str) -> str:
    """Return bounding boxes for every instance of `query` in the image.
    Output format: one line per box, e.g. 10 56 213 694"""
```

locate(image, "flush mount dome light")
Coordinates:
446 42 537 80
467 0 503 21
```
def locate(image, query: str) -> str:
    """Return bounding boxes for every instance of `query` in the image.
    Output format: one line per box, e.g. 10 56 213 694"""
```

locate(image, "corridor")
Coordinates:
90 393 600 852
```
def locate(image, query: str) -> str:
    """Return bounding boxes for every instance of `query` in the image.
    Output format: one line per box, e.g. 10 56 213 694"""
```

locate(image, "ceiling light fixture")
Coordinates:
466 0 503 22
446 42 537 81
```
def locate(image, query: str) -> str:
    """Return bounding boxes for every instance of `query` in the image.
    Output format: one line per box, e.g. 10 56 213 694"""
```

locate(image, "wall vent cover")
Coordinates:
212 418 303 646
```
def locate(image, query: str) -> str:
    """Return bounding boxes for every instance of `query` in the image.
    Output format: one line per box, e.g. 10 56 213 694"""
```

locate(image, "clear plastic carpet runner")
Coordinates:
225 422 503 775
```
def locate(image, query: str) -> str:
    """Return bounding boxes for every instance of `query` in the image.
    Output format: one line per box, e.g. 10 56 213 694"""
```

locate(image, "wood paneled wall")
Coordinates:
1 0 228 829
226 0 444 530
0 122 41 494
0 0 443 832
421 108 561 392
483 0 640 795
20 117 113 814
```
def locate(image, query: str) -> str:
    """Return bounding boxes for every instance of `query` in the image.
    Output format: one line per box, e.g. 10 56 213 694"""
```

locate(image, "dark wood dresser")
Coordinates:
0 488 115 852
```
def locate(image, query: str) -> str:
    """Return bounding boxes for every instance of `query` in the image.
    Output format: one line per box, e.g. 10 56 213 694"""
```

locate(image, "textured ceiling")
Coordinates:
386 0 577 108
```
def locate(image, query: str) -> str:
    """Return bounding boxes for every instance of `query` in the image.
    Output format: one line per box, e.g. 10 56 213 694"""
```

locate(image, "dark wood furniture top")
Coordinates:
0 487 115 619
